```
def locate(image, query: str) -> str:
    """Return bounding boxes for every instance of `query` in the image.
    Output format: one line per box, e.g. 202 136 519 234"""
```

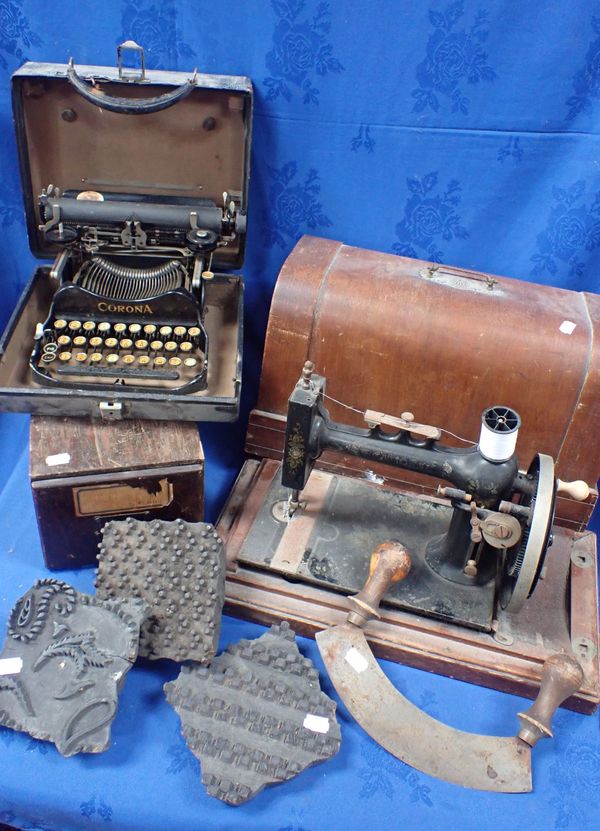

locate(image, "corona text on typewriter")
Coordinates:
31 185 245 394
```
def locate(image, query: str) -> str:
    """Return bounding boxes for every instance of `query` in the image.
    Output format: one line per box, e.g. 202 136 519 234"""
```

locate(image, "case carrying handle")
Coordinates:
67 41 197 115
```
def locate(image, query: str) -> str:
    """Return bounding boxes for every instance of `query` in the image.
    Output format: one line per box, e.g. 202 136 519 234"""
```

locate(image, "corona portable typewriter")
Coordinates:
0 43 252 421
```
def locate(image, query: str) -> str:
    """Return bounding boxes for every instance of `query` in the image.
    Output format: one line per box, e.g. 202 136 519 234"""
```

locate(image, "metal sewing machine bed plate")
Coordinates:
0 43 252 421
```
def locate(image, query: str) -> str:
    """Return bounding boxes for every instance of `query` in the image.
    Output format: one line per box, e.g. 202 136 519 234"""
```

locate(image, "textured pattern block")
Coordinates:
96 517 225 663
0 578 146 757
164 621 341 805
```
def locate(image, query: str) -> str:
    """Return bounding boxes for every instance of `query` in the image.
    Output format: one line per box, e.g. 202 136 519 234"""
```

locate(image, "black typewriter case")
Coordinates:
0 49 252 422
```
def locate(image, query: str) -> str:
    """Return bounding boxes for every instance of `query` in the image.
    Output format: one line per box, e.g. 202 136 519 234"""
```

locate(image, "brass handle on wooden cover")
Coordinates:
347 541 412 628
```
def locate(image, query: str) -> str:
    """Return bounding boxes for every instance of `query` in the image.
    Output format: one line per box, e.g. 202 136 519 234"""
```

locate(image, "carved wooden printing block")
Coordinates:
165 622 341 805
96 517 225 663
0 579 147 756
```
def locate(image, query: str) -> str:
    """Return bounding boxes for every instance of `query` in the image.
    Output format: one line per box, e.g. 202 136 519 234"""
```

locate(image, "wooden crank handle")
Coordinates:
347 541 412 628
517 653 584 746
556 479 591 501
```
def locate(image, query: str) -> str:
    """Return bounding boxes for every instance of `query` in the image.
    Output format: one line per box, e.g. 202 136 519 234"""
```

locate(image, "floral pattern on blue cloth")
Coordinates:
392 172 469 262
264 0 344 104
549 740 600 828
350 125 375 153
356 740 433 805
80 795 113 823
119 0 195 70
0 0 41 69
565 16 600 121
497 136 523 164
530 181 600 279
262 161 332 247
411 1 496 114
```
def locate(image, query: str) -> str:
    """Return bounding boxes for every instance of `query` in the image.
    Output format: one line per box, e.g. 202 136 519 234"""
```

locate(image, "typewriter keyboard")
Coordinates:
33 317 207 392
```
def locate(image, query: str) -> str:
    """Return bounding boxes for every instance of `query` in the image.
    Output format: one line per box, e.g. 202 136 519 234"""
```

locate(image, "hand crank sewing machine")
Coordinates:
218 236 600 713
280 361 590 621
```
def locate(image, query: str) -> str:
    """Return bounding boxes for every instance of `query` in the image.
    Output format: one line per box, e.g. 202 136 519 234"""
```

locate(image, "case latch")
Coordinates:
99 401 123 421
117 40 146 82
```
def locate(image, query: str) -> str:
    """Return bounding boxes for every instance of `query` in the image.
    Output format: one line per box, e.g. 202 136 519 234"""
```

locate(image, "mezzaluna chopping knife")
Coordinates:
316 541 584 793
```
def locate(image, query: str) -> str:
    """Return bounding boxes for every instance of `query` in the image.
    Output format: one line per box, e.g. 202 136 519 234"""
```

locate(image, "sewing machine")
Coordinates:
217 236 600 712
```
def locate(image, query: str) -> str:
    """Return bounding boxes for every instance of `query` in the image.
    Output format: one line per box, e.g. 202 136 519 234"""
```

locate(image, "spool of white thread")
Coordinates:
478 406 521 462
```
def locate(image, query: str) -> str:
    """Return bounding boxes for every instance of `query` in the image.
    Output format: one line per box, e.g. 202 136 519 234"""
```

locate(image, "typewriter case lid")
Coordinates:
11 49 252 269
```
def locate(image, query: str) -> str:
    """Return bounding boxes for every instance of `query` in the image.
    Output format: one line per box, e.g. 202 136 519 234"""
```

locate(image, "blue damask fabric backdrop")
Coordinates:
0 2 599 831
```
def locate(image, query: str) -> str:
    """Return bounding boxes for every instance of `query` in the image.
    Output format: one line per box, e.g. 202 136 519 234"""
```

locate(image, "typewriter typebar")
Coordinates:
29 186 245 393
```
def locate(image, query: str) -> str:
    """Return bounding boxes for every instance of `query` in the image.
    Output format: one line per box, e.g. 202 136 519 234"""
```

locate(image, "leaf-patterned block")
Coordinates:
0 579 147 757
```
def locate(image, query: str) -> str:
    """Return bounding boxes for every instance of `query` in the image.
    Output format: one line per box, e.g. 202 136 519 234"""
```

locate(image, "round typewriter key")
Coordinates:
58 351 72 362
159 325 173 338
73 336 87 347
75 352 87 363
54 319 68 330
82 321 96 333
168 356 182 367
134 339 149 350
89 336 103 348
165 341 178 353
68 320 82 332
180 341 193 353
98 322 111 334
138 355 151 366
43 342 58 353
90 352 103 363
41 352 56 363
120 338 133 350
150 340 164 351
114 323 127 335
154 356 167 367
184 357 198 368
188 326 201 339
128 323 142 335
106 353 119 365
57 335 71 346
173 325 186 338
144 324 157 336
105 337 118 349
122 354 136 365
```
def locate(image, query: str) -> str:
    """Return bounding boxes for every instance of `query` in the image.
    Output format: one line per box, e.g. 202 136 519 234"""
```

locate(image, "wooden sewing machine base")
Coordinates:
218 459 600 714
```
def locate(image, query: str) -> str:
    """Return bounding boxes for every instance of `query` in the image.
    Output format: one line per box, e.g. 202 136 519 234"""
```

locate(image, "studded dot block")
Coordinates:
96 517 225 663
164 621 341 805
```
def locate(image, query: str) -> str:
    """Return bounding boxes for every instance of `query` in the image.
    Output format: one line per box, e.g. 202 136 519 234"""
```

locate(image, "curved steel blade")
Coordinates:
317 623 532 793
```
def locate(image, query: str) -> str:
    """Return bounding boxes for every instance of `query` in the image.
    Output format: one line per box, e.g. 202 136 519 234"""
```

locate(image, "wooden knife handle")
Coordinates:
517 653 584 746
347 541 412 628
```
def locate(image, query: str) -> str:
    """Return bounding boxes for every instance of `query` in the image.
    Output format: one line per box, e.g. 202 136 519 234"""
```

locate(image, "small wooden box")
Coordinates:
30 416 203 569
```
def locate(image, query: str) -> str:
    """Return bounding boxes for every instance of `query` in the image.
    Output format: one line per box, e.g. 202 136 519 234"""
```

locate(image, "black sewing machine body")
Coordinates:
0 46 252 421
266 363 590 630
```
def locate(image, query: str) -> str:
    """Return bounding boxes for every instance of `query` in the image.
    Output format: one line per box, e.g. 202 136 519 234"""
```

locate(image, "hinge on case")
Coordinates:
99 401 123 420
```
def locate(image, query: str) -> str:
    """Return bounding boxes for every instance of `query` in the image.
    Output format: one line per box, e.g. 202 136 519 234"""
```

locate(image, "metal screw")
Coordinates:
202 116 217 131
61 108 77 122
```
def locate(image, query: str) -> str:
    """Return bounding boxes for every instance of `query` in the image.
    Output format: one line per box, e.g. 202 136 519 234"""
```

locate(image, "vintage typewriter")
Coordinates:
0 44 252 421
32 184 242 394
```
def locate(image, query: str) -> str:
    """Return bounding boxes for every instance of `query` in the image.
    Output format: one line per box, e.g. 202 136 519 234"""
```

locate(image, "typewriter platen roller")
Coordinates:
31 184 243 393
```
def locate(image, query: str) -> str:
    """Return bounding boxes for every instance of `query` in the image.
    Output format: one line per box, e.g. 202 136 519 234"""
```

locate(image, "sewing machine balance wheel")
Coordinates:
500 453 556 613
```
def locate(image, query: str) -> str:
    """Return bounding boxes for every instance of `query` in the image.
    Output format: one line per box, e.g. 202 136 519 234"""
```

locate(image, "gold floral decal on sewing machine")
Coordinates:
286 423 305 470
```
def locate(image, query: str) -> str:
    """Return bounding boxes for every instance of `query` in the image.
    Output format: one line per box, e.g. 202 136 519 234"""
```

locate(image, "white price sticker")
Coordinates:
303 714 330 734
559 320 577 335
45 452 71 467
344 647 369 674
0 657 23 676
